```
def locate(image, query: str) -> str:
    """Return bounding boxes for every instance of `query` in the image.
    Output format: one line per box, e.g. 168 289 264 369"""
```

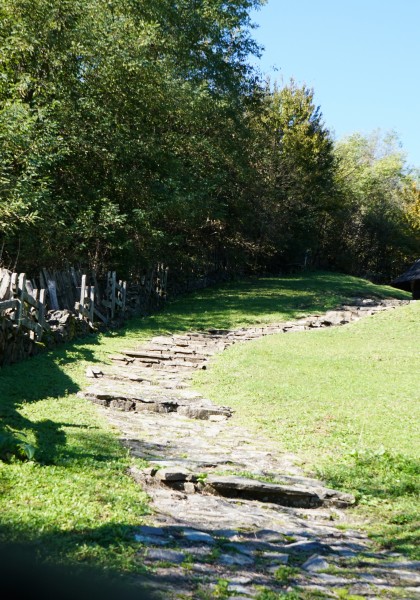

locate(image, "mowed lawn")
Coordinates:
195 301 420 558
0 271 416 573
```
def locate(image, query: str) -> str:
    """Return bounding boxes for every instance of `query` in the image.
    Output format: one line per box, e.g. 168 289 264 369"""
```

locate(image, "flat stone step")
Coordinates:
169 361 207 369
203 475 355 509
170 348 197 355
121 349 172 360
80 386 155 404
111 373 152 383
208 329 232 335
151 336 175 344
108 354 135 363
80 385 229 420
177 405 232 420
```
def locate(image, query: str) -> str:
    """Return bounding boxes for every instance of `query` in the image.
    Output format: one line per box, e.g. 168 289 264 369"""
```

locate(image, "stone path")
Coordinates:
80 297 419 599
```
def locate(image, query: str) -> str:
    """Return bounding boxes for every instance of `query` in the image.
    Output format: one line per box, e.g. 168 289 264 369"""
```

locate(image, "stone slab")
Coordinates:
204 475 354 508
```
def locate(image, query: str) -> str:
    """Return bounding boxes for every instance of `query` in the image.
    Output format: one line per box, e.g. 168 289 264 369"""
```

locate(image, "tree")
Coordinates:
0 0 265 274
328 131 420 280
246 81 337 269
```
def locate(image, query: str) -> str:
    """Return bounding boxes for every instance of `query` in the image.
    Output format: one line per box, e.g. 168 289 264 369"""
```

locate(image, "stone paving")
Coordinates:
80 297 419 599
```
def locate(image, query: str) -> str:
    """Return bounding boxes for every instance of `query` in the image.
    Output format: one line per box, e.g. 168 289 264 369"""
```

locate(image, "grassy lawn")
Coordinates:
195 301 420 559
0 270 414 574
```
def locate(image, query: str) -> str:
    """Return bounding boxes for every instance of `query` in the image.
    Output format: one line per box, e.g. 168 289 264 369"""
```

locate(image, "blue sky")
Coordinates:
249 0 420 169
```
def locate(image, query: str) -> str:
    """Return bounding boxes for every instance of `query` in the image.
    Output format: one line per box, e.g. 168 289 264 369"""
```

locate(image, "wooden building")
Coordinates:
392 259 420 299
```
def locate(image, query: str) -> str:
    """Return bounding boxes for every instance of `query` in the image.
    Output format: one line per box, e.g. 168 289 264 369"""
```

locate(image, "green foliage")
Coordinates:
212 578 229 598
327 131 420 280
335 591 365 600
0 0 265 273
273 565 300 584
321 449 420 559
246 81 337 269
132 270 409 331
0 2 417 281
0 430 36 462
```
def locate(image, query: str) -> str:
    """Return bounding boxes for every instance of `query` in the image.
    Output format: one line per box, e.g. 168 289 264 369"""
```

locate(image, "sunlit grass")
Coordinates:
195 302 420 558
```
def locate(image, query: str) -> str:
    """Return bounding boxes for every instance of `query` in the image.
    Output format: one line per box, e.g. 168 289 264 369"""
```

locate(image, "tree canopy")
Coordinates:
0 0 418 282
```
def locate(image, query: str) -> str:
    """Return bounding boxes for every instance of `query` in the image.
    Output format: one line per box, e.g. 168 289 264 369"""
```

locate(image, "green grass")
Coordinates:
195 301 420 559
0 270 413 574
137 270 409 331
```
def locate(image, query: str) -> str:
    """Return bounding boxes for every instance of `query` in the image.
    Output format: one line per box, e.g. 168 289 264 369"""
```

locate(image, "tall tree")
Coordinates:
247 81 337 269
328 131 420 280
0 0 265 273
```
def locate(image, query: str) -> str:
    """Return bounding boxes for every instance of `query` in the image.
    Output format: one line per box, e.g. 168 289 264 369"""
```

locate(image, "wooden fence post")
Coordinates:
79 274 87 319
17 273 26 327
38 289 46 339
122 281 127 313
89 286 95 324
111 271 116 319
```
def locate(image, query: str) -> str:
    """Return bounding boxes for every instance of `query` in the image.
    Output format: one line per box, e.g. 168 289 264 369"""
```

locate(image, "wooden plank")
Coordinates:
22 288 38 309
47 277 59 310
43 269 59 310
10 272 18 294
89 286 95 323
54 270 64 307
162 267 168 293
17 273 26 324
62 270 75 308
38 289 46 330
0 271 11 300
39 270 47 292
59 270 70 308
20 316 42 337
70 266 79 289
79 274 87 315
111 271 116 319
25 279 34 298
92 271 102 306
147 268 154 294
57 270 67 307
122 281 127 312
93 306 108 323
0 299 19 311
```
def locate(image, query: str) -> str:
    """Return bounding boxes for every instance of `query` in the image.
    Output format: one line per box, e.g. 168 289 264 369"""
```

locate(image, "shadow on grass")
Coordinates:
0 537 155 599
137 271 410 332
0 335 105 464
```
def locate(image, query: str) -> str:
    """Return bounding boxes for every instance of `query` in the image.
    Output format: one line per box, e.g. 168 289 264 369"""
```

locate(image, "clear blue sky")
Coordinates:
249 0 420 169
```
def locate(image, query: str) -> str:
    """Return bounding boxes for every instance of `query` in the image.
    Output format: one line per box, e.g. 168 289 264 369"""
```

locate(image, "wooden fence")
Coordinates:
0 268 127 366
0 268 132 337
0 264 169 365
0 270 48 340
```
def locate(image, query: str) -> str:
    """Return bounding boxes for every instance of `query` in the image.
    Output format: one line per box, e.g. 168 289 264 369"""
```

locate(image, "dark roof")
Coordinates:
392 259 420 291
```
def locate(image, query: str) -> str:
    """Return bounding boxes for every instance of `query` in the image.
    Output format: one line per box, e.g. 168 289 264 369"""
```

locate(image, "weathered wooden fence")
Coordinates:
0 264 169 366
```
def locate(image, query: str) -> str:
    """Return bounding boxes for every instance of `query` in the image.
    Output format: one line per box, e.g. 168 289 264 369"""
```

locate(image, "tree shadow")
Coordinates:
0 518 373 598
0 536 155 599
140 272 410 332
0 334 106 463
